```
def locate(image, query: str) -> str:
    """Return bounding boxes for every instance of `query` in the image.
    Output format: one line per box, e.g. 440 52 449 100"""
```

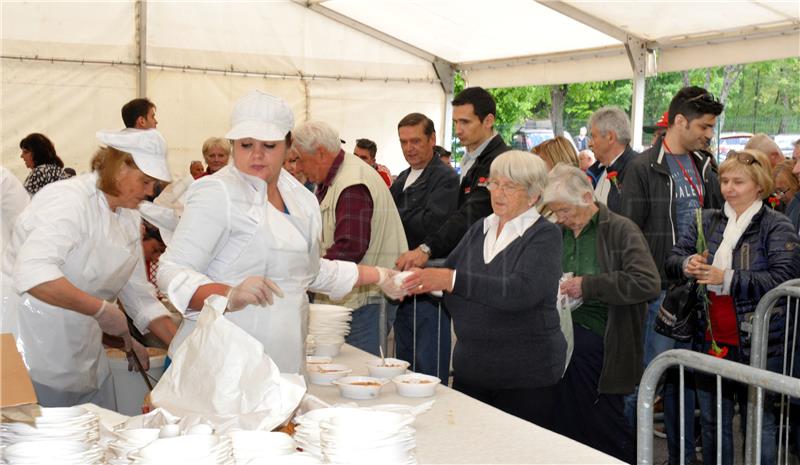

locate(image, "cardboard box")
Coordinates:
1 333 37 408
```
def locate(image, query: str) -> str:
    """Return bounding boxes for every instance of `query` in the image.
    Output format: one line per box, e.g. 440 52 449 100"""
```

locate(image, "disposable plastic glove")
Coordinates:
93 300 132 350
376 267 406 300
127 339 151 372
226 276 284 312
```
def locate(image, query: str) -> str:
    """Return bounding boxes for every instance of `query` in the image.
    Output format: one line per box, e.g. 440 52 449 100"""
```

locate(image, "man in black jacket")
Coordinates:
396 87 511 271
621 86 724 465
390 113 459 378
585 106 638 214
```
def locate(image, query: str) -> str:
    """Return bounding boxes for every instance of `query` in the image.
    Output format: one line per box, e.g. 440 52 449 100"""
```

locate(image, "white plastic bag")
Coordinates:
150 295 306 432
556 272 582 374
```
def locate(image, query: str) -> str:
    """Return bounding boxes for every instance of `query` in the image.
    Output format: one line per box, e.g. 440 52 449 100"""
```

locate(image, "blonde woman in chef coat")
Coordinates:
1 129 176 409
157 90 403 373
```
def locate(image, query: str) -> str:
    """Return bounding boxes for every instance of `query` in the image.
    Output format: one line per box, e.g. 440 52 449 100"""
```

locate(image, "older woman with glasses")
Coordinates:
401 150 566 429
666 148 800 465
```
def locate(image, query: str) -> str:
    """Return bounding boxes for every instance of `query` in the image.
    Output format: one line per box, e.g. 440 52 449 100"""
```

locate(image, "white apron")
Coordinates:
171 197 319 374
1 207 139 409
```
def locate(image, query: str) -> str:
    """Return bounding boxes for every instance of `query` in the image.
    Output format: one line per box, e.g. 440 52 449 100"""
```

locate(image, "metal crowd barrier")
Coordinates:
746 279 800 465
637 349 800 465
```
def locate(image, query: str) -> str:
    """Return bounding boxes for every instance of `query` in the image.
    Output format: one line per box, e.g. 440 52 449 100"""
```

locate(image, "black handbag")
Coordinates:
655 280 699 342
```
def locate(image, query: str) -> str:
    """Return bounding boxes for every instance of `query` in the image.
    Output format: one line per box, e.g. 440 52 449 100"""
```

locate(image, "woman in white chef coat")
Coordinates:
157 90 403 373
1 129 175 409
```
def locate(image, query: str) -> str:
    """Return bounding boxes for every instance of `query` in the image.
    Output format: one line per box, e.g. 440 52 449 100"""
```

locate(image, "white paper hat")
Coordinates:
225 90 294 141
96 128 172 182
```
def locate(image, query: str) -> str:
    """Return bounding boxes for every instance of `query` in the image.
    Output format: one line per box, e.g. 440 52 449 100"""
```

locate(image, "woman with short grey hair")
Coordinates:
401 150 566 430
543 163 660 463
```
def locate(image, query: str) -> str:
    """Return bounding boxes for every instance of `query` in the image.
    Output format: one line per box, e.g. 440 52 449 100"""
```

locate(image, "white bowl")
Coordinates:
332 376 388 400
392 373 441 397
307 363 351 385
305 355 332 365
314 342 343 357
365 358 410 378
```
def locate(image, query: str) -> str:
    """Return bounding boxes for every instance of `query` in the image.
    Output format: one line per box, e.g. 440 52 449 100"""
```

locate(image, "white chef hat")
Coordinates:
96 129 172 182
225 90 294 141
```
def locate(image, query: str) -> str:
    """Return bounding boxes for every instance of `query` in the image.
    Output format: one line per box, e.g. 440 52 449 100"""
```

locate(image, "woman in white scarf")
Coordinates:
666 148 800 465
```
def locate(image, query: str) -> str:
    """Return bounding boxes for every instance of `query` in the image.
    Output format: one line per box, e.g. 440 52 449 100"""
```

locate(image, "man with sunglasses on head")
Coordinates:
621 86 724 465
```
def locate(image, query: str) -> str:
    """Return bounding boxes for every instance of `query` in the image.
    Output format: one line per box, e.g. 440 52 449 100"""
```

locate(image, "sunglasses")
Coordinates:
726 150 762 167
686 92 720 106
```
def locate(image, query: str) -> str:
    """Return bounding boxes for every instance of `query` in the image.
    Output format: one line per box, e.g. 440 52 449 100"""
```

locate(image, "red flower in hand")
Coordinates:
708 341 729 358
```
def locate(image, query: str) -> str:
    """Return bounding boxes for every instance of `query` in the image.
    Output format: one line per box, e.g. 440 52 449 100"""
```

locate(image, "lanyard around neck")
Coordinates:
663 139 704 207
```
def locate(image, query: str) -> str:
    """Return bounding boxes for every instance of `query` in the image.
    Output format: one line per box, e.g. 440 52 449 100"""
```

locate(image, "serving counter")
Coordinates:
84 344 624 464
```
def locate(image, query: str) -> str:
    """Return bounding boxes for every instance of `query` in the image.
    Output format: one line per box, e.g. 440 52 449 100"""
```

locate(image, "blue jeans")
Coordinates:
696 344 778 465
642 290 697 465
345 302 396 356
394 296 451 379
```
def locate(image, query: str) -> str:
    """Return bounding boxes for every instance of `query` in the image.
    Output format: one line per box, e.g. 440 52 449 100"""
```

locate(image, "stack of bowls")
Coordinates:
308 304 353 356
127 434 233 464
319 409 417 465
1 406 103 464
228 431 296 464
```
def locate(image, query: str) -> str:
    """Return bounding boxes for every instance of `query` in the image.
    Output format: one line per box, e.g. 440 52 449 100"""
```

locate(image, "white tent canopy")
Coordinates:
3 0 798 180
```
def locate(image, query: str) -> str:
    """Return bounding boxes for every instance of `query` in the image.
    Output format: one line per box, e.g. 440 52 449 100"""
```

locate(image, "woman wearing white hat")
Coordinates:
0 128 176 409
157 90 403 373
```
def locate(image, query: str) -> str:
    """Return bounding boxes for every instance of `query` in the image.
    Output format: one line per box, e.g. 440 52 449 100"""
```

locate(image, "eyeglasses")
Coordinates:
775 187 790 196
726 150 762 167
486 179 525 194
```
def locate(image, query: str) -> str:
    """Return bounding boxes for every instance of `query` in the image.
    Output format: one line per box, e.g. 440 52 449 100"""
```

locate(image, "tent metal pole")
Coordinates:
137 0 148 97
434 62 455 151
626 36 648 150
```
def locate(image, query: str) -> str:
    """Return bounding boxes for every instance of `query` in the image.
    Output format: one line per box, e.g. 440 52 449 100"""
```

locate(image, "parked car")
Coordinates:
716 132 753 163
773 134 800 157
511 129 576 152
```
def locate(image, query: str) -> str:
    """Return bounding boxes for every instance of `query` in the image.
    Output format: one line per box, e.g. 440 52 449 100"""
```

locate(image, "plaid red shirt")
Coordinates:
316 150 374 263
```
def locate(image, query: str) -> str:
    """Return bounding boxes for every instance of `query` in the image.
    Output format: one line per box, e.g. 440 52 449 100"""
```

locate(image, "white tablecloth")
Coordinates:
306 344 623 464
84 344 624 464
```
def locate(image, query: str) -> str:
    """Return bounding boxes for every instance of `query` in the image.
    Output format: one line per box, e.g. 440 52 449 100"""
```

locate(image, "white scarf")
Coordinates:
708 200 763 293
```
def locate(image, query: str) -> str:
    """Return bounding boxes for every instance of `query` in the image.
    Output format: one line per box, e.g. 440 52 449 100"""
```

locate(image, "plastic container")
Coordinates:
106 347 167 416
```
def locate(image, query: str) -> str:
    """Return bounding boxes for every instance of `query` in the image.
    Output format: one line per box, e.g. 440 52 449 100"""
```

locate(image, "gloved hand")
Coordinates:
93 300 132 351
376 267 406 300
226 276 284 312
127 339 151 372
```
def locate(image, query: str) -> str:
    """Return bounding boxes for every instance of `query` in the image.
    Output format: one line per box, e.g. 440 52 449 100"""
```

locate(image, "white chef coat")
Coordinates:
1 167 30 253
0 172 170 407
157 165 357 373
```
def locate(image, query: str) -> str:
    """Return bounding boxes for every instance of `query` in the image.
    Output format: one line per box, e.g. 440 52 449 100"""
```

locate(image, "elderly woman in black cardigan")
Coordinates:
543 164 660 463
403 150 566 429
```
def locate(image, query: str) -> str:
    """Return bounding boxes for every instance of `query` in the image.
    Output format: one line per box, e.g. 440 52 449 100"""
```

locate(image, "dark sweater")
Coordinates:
444 215 566 390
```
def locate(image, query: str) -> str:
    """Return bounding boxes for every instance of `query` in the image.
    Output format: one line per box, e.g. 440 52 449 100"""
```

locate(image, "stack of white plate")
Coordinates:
308 304 353 355
228 431 296 464
127 435 233 465
293 407 355 459
319 409 417 465
294 407 416 464
1 406 103 464
106 428 161 464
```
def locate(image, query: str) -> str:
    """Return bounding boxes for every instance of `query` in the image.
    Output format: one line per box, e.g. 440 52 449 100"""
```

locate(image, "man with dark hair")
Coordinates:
621 86 724 465
434 145 453 168
396 86 510 270
354 138 392 187
121 98 158 129
391 112 459 378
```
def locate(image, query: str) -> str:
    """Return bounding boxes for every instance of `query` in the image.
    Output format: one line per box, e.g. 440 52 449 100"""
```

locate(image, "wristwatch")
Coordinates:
419 244 432 256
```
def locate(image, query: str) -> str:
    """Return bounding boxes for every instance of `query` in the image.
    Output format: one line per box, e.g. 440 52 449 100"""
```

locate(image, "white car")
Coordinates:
773 134 800 157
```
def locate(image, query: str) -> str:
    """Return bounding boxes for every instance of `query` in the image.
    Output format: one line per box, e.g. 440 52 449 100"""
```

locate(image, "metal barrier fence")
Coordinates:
637 349 800 465
747 280 800 465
